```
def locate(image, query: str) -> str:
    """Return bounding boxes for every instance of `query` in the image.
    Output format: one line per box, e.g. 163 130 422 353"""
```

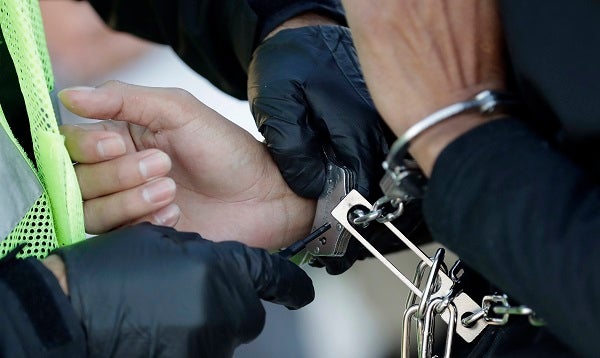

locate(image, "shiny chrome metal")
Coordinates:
461 308 486 327
417 249 445 319
406 260 429 311
332 190 487 343
401 305 419 358
383 90 520 176
420 298 457 358
294 160 355 265
351 195 405 226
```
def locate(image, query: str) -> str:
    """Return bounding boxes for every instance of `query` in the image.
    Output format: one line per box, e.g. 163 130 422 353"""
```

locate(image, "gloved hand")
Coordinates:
53 223 314 357
248 25 391 200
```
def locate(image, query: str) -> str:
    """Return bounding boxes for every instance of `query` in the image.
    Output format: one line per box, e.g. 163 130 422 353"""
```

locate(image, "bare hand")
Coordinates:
59 81 315 249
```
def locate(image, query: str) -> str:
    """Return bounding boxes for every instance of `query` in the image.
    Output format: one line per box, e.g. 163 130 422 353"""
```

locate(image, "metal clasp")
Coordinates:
461 294 546 328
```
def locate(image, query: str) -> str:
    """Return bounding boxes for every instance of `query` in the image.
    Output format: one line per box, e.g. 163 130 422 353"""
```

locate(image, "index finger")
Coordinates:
60 123 129 164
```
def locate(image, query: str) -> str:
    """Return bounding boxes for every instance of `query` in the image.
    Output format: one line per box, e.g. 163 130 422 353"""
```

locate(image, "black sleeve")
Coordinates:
422 3 600 356
499 0 600 158
0 252 86 357
85 0 345 100
423 118 599 358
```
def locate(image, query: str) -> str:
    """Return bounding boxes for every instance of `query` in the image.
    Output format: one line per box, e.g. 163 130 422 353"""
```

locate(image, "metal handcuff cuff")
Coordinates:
292 90 544 357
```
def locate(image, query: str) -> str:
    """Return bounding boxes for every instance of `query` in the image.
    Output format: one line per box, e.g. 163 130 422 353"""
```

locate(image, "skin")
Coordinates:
342 0 507 175
59 81 315 251
59 12 336 246
41 1 153 86
46 4 507 292
43 12 334 293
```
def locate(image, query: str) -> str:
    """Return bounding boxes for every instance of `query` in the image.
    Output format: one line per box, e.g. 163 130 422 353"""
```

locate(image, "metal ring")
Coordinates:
352 209 381 225
417 248 445 319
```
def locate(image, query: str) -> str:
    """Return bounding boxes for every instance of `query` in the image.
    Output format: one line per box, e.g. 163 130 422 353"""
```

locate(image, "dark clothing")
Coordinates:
0 1 331 356
85 0 599 356
0 30 34 160
424 1 600 356
85 0 345 100
0 251 87 357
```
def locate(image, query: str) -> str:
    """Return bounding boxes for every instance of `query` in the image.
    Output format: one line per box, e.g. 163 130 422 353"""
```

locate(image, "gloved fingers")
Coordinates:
304 26 388 198
58 81 204 131
249 26 388 199
222 242 315 309
253 104 326 198
83 177 178 234
250 80 325 198
249 29 328 198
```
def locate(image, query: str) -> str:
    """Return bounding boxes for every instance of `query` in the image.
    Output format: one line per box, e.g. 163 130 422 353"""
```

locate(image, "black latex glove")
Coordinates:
53 223 314 357
249 25 430 275
248 25 391 200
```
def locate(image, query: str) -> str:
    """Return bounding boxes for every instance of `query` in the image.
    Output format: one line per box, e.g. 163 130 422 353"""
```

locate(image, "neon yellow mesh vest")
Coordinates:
0 0 85 258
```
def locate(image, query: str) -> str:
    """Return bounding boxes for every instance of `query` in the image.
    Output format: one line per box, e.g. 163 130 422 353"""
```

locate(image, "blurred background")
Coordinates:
41 2 453 357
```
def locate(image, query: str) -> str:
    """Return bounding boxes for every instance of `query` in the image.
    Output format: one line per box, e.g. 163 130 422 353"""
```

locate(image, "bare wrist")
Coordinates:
264 12 340 41
42 254 69 296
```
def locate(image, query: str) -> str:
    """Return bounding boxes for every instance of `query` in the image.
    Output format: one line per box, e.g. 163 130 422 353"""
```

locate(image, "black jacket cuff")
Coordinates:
0 250 86 356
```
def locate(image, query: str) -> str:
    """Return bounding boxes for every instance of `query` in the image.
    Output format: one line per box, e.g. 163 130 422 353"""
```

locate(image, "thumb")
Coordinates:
58 81 198 131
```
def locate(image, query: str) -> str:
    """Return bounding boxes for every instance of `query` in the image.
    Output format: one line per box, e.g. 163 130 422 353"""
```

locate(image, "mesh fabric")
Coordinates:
0 0 85 258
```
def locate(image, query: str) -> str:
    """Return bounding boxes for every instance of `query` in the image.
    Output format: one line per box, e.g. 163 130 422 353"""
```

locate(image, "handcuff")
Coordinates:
286 90 542 357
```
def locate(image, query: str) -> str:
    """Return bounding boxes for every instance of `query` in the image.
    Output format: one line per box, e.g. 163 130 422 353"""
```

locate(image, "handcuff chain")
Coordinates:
351 195 405 226
401 249 459 358
461 294 546 327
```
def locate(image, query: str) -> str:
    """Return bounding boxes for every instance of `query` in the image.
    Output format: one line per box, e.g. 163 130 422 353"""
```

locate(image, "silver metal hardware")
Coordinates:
332 190 487 343
352 195 404 226
406 260 430 311
404 250 457 358
295 160 355 264
377 90 519 217
382 90 520 178
417 249 445 319
402 305 419 358
420 298 457 358
461 294 546 328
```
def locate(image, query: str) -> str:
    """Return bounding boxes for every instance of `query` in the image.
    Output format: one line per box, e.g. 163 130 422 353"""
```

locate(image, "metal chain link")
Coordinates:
461 294 546 328
402 249 458 358
351 195 404 226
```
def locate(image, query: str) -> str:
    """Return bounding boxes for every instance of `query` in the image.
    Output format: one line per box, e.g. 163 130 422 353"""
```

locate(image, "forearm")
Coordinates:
423 118 599 358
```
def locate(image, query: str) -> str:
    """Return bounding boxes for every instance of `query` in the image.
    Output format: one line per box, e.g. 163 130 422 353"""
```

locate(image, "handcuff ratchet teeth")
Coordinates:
295 157 355 265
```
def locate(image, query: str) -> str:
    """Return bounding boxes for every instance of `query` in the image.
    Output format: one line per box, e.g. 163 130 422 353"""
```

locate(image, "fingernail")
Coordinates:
58 86 96 102
139 151 171 179
61 86 96 93
97 137 126 159
153 203 181 226
142 178 176 203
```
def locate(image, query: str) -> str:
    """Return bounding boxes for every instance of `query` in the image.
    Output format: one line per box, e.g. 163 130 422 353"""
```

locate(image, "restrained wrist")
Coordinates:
380 90 519 200
384 90 518 175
